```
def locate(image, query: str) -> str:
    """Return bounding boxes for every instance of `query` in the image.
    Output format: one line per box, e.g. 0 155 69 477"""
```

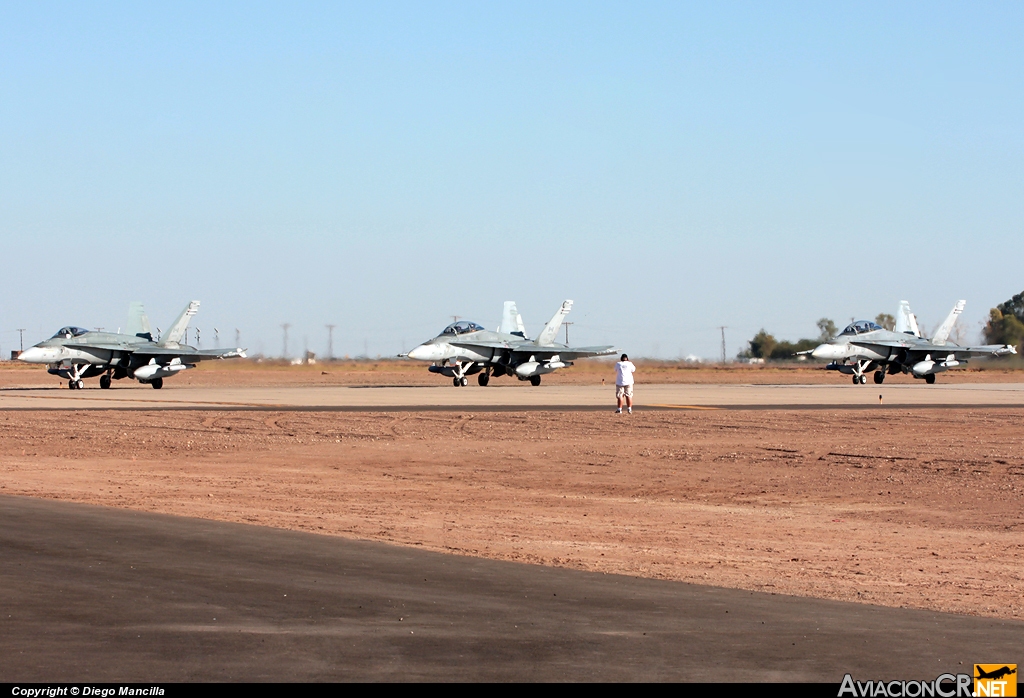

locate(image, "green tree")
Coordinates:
748 329 777 359
997 290 1024 322
984 307 1024 351
816 318 837 342
769 338 818 360
875 313 895 331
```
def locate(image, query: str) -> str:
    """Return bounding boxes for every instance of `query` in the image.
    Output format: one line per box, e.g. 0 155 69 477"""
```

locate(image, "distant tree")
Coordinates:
984 290 1024 352
748 329 777 359
875 313 896 331
997 290 1024 323
984 307 1024 352
769 338 818 360
816 318 837 342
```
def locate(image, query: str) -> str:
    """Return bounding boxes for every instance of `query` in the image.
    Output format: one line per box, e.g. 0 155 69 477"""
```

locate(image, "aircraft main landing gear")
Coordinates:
100 374 112 389
530 375 541 386
151 378 163 389
873 371 885 384
478 372 489 386
925 374 936 385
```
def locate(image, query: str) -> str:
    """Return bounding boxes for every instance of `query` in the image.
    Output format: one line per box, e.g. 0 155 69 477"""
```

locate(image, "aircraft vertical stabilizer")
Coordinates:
126 302 152 340
895 301 922 337
536 300 572 346
499 301 530 338
158 301 200 347
932 300 966 345
498 301 516 333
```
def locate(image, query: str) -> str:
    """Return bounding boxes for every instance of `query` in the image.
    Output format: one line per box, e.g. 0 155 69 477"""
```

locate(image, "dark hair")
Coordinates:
620 354 628 361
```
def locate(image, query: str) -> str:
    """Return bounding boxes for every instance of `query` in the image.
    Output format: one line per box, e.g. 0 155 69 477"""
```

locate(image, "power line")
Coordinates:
326 325 336 360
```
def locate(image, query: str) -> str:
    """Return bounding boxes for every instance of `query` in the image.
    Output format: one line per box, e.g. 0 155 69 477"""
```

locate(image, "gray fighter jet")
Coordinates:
17 301 246 389
406 300 615 386
810 300 1016 385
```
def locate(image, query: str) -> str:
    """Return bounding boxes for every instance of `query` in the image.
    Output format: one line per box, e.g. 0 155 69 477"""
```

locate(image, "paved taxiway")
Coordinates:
3 495 1020 682
2 382 1023 410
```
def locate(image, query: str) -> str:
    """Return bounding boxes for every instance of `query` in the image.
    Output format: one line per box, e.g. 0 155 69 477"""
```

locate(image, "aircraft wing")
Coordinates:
905 343 1016 359
849 339 918 350
511 345 615 360
132 346 247 361
451 340 518 350
69 341 146 352
853 339 1016 360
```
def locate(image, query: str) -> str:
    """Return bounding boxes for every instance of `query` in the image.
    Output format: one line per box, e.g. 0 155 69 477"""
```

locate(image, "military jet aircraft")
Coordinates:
406 300 615 386
17 301 245 389
810 300 1016 385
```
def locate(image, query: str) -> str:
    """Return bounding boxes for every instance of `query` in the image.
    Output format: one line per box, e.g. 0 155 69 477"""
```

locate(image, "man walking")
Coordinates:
615 353 635 414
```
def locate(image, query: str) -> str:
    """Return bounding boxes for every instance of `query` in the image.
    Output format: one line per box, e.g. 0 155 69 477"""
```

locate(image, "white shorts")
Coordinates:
616 384 633 399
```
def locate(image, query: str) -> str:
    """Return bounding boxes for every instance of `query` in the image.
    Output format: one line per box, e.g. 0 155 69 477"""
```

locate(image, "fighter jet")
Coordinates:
406 300 615 386
810 300 1016 385
17 301 246 389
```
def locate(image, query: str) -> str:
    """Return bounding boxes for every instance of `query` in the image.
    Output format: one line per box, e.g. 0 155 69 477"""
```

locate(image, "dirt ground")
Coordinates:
1 405 1021 621
2 358 1021 389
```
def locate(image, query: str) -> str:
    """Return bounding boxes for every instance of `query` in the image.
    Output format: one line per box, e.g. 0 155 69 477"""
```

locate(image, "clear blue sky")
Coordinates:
2 2 1021 358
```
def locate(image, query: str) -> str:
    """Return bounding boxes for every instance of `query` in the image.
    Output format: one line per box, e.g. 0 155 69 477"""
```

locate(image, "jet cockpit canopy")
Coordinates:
840 321 883 336
441 321 485 336
51 327 89 339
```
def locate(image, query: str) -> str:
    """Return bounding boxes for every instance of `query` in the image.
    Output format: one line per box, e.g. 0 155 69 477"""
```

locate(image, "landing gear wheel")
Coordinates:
100 374 111 389
478 372 489 386
530 375 541 387
873 371 884 385
453 377 460 387
76 379 85 390
852 376 859 385
925 374 936 385
460 377 468 387
859 375 867 384
151 378 163 390
68 379 77 390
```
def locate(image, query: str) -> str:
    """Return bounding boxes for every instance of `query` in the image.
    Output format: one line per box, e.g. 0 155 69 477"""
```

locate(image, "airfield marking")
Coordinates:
647 403 722 411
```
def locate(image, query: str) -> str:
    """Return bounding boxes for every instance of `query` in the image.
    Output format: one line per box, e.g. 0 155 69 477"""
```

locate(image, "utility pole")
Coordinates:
235 328 240 348
214 328 220 348
16 329 25 353
563 321 573 345
450 315 461 324
326 324 335 360
718 326 727 363
281 324 291 359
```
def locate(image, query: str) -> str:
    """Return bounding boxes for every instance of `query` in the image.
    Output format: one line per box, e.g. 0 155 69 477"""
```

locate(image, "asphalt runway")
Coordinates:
1 495 1020 682
2 382 1023 411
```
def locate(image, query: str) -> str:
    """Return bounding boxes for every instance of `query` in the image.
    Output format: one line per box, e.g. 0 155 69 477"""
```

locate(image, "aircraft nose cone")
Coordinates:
811 343 840 360
17 347 52 363
408 344 436 361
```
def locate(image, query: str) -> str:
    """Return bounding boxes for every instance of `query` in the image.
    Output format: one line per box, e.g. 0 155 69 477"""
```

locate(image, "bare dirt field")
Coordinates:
2 357 1022 389
2 403 1021 622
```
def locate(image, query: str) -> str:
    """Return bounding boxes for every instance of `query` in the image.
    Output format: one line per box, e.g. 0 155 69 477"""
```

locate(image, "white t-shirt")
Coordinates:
615 361 636 386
